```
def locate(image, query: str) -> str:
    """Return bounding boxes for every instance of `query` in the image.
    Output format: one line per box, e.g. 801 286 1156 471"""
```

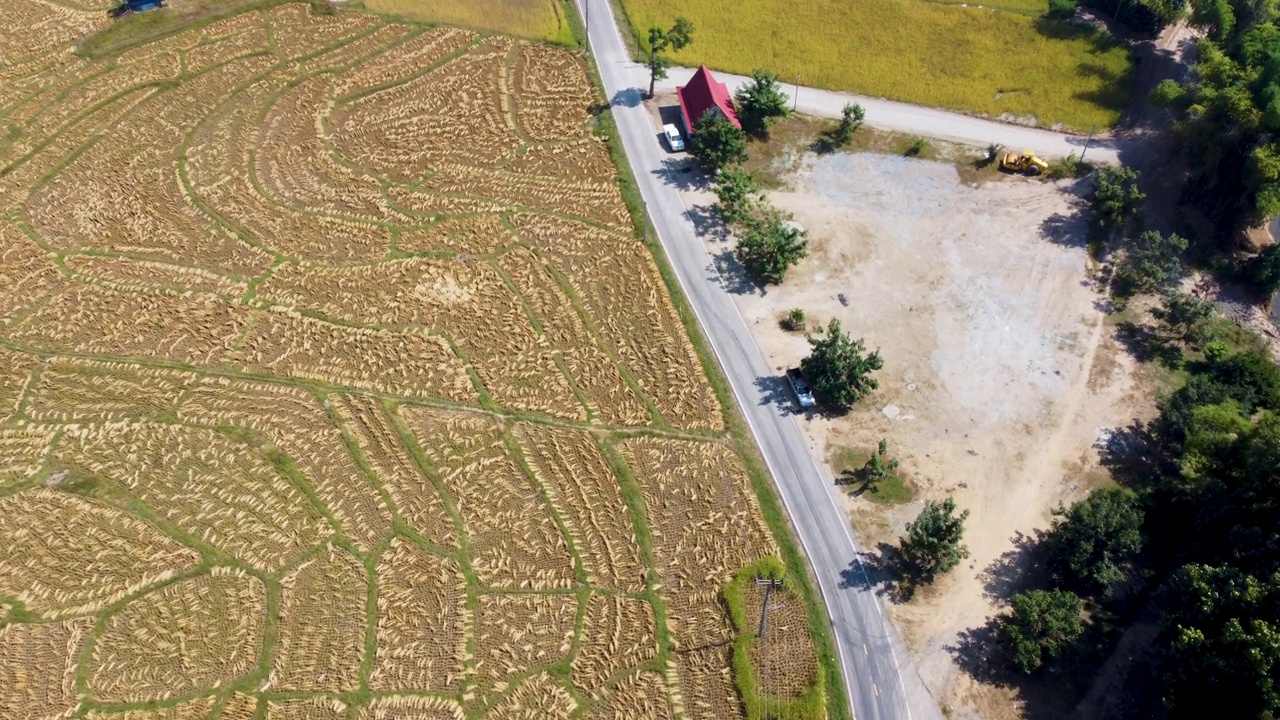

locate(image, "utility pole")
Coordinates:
584 0 589 53
757 577 784 718
794 72 800 112
1079 124 1096 163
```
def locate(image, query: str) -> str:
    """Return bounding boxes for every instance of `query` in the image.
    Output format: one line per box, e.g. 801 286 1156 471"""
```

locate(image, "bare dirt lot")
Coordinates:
677 147 1155 718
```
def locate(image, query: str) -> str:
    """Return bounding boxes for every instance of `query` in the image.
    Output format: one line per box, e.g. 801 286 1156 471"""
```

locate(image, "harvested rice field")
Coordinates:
0 2 823 718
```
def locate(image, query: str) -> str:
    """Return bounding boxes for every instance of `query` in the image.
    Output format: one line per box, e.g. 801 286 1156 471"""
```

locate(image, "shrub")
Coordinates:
781 307 806 331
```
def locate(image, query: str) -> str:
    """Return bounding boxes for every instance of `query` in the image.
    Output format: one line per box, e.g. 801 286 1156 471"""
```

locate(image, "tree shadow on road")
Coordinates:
650 156 704 192
710 246 762 296
684 204 731 243
609 88 642 108
839 543 916 604
753 374 802 417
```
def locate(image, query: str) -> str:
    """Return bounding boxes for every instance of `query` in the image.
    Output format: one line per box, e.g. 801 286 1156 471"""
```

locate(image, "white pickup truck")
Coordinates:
786 368 815 409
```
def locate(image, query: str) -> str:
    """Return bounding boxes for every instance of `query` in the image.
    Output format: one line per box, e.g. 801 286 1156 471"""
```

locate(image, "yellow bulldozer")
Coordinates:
999 149 1049 176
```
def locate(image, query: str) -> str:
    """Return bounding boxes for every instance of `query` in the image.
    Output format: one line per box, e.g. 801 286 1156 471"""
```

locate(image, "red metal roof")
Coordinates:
676 65 741 134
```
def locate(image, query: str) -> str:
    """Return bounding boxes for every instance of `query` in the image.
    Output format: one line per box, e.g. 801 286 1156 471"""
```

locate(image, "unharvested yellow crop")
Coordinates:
621 0 1132 129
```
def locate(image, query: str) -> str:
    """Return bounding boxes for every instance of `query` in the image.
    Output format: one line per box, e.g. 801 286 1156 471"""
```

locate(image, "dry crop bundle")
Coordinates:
178 378 396 553
510 44 594 143
673 647 744 720
87 570 266 703
622 438 775 599
486 672 577 720
0 489 200 618
25 359 195 424
472 594 576 692
395 214 519 256
329 36 521 181
357 695 464 720
508 214 721 429
0 428 53 489
332 394 459 550
0 617 94 720
368 538 468 693
0 222 63 322
571 595 659 694
53 423 330 570
403 407 575 589
499 251 650 426
503 140 617 185
256 75 409 224
264 698 350 720
581 672 674 720
8 283 252 368
83 697 216 720
268 2 379 59
333 27 476 98
514 423 647 590
271 545 368 691
234 310 473 403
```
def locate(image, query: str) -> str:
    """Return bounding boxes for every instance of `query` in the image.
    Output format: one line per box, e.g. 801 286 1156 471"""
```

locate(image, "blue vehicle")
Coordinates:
112 0 166 18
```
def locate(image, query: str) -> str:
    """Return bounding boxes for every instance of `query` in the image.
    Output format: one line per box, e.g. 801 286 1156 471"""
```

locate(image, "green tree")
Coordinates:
833 103 865 145
999 589 1085 674
1179 399 1250 478
734 68 790 136
862 438 900 481
1155 564 1280 719
1156 290 1215 341
1245 243 1280 293
1090 165 1145 232
689 110 748 171
899 495 970 581
1046 0 1077 19
1044 487 1144 597
645 18 694 98
712 165 762 224
734 211 808 285
1115 230 1188 294
799 319 884 413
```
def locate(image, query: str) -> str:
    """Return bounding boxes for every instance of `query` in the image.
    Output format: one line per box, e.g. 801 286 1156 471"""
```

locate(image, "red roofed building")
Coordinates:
676 65 740 135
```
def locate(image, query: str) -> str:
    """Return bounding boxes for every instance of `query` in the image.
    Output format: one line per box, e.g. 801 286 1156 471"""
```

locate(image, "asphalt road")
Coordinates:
575 1 949 719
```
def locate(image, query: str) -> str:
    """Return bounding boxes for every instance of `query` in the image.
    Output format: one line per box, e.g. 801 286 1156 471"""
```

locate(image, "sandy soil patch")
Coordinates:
678 150 1154 718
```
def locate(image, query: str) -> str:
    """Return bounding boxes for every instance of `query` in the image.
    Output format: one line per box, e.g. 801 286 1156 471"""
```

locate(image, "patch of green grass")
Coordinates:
827 445 915 505
620 0 1132 130
723 557 826 720
364 0 577 44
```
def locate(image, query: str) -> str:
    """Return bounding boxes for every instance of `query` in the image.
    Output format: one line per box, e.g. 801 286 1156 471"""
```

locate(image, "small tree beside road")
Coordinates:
690 111 748 171
833 103 865 145
734 210 808 285
712 165 763 224
800 319 883 413
1090 165 1144 233
645 18 694 98
899 495 970 583
734 68 790 136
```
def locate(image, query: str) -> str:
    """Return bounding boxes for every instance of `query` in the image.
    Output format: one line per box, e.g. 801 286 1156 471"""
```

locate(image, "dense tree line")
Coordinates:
1154 0 1280 250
